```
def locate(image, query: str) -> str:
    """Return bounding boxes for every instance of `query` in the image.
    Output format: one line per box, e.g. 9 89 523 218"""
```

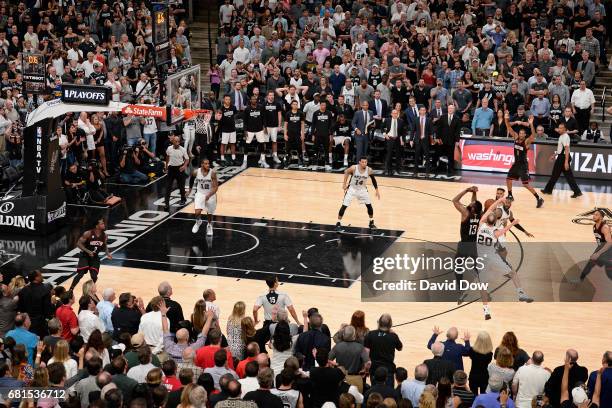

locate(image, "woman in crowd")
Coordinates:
48 339 78 379
487 346 515 390
495 331 530 371
227 301 246 359
468 331 494 394
270 320 293 375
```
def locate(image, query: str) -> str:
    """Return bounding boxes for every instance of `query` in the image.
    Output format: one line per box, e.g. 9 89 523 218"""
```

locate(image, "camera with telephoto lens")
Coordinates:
122 145 133 156
88 160 99 171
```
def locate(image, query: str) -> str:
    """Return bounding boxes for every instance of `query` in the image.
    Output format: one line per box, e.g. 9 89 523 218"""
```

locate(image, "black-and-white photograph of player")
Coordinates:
311 101 335 170
218 95 238 166
263 90 283 165
540 121 583 198
187 158 218 236
579 209 611 281
333 114 352 167
70 218 111 292
477 197 534 311
243 95 269 168
283 100 306 165
503 112 544 208
336 157 380 232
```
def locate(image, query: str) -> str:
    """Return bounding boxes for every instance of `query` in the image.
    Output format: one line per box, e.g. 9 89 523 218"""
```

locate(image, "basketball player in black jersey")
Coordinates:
70 218 111 291
333 114 352 167
504 112 544 208
452 186 488 314
219 95 238 166
283 100 306 165
579 209 612 281
311 101 335 170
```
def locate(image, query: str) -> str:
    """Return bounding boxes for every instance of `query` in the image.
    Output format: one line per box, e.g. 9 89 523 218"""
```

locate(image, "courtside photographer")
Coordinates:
135 138 164 178
119 144 148 184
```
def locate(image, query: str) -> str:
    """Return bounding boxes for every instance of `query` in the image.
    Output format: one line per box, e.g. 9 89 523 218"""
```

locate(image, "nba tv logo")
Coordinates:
571 208 612 225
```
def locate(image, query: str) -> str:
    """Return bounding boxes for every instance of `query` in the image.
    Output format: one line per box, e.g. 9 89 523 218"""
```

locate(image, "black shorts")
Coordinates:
286 133 302 150
507 162 530 183
77 254 100 273
455 241 478 261
592 245 612 267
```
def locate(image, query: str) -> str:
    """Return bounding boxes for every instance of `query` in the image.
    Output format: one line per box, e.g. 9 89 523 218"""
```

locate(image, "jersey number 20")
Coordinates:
477 235 493 246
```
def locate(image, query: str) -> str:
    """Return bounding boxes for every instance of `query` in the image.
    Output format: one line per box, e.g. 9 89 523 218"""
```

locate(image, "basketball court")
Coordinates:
61 168 612 371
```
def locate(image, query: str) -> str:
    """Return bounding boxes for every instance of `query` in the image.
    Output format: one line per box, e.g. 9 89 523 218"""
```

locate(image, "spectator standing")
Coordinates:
488 346 516 391
17 270 53 338
570 80 595 136
243 368 284 408
472 98 495 137
401 364 428 407
77 295 105 342
512 351 551 408
5 313 38 365
424 341 456 385
56 291 79 341
111 293 144 341
469 331 494 395
545 349 589 407
472 374 516 408
97 288 116 335
364 314 403 387
427 326 471 371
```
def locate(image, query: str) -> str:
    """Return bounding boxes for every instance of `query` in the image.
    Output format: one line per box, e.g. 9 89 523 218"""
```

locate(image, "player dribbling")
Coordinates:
336 157 380 232
188 158 218 236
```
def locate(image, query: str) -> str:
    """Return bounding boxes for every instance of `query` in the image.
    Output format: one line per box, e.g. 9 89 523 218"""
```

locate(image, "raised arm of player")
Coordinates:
452 187 477 221
343 165 355 191
504 111 518 140
480 197 506 223
526 115 536 147
77 231 94 257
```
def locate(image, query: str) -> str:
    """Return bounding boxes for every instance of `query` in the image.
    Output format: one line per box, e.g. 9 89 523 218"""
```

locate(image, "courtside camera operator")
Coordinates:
63 162 86 203
118 144 148 184
135 138 164 177
86 160 114 205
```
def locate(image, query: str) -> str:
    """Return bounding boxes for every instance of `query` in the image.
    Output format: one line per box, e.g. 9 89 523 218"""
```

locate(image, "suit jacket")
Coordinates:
429 108 447 137
371 98 389 119
423 356 456 385
383 117 407 139
436 113 462 146
404 105 420 130
351 109 375 134
412 115 434 143
228 90 248 110
545 363 589 407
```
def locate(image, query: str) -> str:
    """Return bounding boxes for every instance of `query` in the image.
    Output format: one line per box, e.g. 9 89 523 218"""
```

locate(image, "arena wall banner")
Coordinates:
459 136 612 180
459 138 536 173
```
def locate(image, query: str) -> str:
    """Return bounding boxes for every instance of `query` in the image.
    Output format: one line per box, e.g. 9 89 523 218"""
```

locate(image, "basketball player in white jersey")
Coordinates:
477 197 534 317
187 158 218 236
336 156 380 232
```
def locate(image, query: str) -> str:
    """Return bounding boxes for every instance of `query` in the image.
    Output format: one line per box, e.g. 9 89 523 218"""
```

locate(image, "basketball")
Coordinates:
484 198 495 211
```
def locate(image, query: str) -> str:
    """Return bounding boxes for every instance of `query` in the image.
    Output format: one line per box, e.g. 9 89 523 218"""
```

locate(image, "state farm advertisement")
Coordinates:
122 104 166 119
459 139 535 173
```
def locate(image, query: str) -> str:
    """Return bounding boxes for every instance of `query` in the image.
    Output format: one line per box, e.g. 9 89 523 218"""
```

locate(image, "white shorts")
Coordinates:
246 130 267 143
342 187 371 207
266 127 279 142
221 132 237 144
333 136 351 147
476 250 512 283
86 135 96 151
194 193 217 213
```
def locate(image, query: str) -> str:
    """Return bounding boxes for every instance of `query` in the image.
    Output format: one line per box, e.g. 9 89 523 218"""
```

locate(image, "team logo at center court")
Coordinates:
572 208 612 225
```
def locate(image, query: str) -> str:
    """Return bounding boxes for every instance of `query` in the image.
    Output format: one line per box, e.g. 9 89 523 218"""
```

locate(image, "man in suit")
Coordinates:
228 83 248 111
371 89 389 129
411 105 434 175
351 101 374 161
436 105 461 175
383 109 406 176
575 51 595 87
423 342 456 385
404 96 419 131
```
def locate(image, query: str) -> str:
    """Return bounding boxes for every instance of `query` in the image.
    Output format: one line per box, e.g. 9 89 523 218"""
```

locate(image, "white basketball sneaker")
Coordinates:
206 223 213 236
192 219 202 233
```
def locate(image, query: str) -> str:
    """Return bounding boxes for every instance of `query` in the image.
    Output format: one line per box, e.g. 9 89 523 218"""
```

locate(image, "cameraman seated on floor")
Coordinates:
118 144 148 184
135 138 164 177
86 160 115 205
63 162 87 203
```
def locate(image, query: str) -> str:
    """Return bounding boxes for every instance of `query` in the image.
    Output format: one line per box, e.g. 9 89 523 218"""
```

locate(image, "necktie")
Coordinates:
377 100 381 116
421 117 425 139
391 119 396 137
449 114 453 123
414 107 417 116
438 109 441 117
237 92 242 110
364 110 367 127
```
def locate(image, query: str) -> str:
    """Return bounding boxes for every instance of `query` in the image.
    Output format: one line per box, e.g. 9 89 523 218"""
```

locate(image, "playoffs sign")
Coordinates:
61 84 111 106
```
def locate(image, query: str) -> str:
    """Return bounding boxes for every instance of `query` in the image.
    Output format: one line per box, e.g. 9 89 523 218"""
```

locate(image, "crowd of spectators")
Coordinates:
0 271 610 408
0 0 193 192
211 0 610 172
